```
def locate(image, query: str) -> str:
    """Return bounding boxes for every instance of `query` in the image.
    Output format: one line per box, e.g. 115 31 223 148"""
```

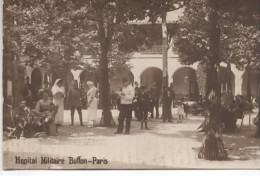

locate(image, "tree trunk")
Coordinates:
255 0 260 138
205 0 221 98
161 11 170 119
94 7 115 127
199 0 228 161
63 66 69 110
255 72 260 138
99 48 115 127
13 54 19 107
246 63 252 102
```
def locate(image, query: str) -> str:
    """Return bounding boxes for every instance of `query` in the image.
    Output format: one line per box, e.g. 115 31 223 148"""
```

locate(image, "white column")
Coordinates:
25 66 33 83
71 69 82 84
231 65 243 95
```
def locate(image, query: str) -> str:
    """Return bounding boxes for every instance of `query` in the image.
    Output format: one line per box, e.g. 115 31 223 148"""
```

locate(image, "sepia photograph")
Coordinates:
2 0 260 171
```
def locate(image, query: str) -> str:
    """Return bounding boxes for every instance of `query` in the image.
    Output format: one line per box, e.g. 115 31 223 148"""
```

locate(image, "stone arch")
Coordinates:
51 71 59 87
140 67 163 90
110 70 134 91
172 66 199 101
79 70 99 90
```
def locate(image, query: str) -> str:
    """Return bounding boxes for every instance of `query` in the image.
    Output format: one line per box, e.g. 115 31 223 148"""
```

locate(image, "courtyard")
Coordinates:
3 109 260 169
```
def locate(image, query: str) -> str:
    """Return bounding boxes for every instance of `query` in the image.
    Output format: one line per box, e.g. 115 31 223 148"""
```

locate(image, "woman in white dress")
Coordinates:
86 81 98 127
51 79 65 125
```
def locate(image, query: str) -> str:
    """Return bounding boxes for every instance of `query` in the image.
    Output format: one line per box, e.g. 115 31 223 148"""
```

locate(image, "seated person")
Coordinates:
12 99 30 138
35 90 52 113
34 90 58 135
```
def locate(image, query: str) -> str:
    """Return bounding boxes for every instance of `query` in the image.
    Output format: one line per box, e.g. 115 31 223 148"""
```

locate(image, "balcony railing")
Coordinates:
140 45 162 54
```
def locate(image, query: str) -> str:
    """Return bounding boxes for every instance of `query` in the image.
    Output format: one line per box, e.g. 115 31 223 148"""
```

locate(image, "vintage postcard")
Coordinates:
2 0 260 170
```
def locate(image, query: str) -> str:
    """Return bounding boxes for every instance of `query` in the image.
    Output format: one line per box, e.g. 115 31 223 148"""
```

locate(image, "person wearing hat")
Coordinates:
149 82 160 118
115 77 135 135
67 80 84 126
137 86 150 130
86 81 98 127
51 79 65 126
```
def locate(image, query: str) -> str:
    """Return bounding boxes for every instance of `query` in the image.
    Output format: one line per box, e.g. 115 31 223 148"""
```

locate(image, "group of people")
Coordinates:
9 77 99 138
133 82 189 123
114 81 161 134
66 80 98 127
9 75 192 138
197 90 257 133
113 79 191 135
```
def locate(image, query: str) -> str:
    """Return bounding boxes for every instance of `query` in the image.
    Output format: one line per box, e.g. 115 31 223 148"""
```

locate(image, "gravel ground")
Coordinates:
3 109 260 170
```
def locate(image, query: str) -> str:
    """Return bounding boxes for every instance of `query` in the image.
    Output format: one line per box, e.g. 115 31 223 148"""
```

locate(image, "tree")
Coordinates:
173 0 259 97
173 0 260 159
145 0 185 120
3 0 142 110
68 0 151 126
256 73 260 138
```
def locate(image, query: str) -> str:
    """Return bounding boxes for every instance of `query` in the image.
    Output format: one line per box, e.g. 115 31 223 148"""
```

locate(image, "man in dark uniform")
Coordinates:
137 86 150 130
169 82 176 118
67 80 84 126
162 87 172 122
133 81 141 120
149 82 160 118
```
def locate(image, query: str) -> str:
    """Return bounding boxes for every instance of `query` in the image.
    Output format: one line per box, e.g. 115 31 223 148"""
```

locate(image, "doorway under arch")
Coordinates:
110 70 134 91
31 68 42 101
140 67 163 90
219 66 235 95
80 70 99 90
172 67 199 101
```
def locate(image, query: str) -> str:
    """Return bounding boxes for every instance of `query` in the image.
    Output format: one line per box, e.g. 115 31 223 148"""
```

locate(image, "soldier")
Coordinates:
149 82 160 118
137 86 150 130
133 81 141 120
162 87 173 123
67 80 84 126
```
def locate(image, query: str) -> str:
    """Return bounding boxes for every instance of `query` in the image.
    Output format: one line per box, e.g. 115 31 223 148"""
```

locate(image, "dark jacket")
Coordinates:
137 91 150 111
67 87 82 107
150 87 160 102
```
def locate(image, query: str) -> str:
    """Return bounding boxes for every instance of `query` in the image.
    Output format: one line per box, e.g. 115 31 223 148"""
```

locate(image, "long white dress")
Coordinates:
51 79 65 125
87 87 98 126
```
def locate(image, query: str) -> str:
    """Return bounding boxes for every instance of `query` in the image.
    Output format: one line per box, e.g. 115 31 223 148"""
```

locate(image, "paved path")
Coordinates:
3 109 260 169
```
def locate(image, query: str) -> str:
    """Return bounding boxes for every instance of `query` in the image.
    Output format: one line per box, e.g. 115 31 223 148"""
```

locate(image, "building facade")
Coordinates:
20 47 258 103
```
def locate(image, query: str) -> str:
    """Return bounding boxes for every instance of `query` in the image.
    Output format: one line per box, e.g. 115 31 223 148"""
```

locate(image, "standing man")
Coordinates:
137 86 150 130
150 82 160 118
170 82 176 118
115 77 135 135
133 81 141 120
67 80 84 126
162 87 172 122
